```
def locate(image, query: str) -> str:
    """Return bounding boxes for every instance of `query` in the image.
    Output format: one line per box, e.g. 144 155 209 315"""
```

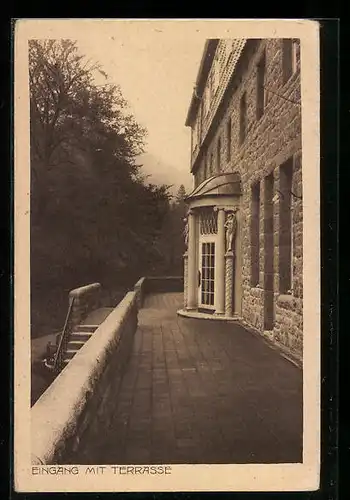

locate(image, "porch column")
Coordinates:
225 251 234 317
183 252 188 308
187 209 197 309
215 207 226 315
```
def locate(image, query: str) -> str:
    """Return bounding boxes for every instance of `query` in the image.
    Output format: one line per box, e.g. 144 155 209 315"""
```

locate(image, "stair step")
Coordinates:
64 349 79 360
70 331 93 342
75 324 98 333
67 340 86 351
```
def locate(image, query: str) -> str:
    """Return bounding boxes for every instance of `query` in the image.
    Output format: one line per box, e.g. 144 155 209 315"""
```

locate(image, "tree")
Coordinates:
174 184 188 221
29 40 146 221
175 184 187 204
152 184 189 276
29 39 172 334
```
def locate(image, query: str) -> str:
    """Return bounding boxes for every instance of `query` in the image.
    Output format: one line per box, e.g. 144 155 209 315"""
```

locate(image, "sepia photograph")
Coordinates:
14 18 321 493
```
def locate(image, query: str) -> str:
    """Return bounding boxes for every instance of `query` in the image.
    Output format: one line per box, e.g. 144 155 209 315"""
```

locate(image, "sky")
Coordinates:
22 19 315 191
75 27 206 190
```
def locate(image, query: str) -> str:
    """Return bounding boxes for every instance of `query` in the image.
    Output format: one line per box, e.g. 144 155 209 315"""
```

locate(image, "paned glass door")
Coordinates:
199 241 216 308
198 208 218 310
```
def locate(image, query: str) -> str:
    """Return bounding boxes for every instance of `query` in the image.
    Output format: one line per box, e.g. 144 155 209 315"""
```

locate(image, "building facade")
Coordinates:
179 38 303 361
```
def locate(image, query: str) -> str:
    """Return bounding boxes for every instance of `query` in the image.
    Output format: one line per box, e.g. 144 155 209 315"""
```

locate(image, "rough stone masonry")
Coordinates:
189 38 303 361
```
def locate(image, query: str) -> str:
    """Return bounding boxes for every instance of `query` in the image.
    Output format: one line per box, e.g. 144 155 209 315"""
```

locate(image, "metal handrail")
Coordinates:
53 296 75 372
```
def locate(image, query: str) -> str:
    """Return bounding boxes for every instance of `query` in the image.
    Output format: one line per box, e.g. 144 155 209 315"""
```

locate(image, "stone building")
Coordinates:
178 38 303 362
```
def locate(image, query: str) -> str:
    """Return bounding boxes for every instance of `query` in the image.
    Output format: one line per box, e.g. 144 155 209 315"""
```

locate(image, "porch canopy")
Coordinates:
182 172 243 318
185 172 242 207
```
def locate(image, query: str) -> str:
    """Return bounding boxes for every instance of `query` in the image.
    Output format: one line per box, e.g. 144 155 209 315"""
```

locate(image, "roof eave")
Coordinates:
185 39 219 127
185 173 242 202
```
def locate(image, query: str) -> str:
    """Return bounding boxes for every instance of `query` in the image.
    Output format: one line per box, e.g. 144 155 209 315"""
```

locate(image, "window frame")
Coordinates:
217 137 221 173
282 39 298 85
250 181 261 287
278 158 294 294
239 92 247 145
226 117 232 162
256 50 266 120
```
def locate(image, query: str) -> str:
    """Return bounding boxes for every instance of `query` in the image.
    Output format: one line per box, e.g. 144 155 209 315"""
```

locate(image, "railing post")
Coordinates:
215 207 226 315
225 251 234 317
53 296 75 372
187 209 197 309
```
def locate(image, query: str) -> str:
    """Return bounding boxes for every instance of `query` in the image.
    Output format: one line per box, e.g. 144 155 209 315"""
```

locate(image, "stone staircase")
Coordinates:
43 283 118 375
59 307 114 368
62 324 98 366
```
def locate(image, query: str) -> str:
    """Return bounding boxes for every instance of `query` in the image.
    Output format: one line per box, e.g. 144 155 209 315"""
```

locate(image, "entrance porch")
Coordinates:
178 173 243 321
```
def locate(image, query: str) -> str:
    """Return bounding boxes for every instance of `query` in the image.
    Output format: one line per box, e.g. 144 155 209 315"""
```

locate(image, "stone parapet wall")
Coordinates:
31 291 138 465
133 277 147 309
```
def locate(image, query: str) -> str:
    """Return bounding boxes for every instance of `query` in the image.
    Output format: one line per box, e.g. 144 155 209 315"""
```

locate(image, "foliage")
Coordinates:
152 184 189 276
29 39 180 334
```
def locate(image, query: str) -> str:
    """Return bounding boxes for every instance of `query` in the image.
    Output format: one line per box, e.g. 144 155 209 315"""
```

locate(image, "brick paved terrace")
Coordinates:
71 293 303 465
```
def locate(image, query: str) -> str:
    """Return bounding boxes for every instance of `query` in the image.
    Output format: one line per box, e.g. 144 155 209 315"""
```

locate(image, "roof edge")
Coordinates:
185 39 219 127
185 172 242 201
188 39 255 174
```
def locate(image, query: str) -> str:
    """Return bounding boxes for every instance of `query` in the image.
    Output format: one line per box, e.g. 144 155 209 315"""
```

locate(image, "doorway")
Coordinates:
198 240 216 311
197 208 218 312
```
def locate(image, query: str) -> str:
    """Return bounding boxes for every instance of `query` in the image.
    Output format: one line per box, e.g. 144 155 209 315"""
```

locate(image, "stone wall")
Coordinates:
31 291 138 465
192 39 303 361
134 277 147 309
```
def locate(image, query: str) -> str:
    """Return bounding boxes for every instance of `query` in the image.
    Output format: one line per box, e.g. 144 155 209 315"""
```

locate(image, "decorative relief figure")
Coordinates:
183 214 189 249
224 209 237 253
